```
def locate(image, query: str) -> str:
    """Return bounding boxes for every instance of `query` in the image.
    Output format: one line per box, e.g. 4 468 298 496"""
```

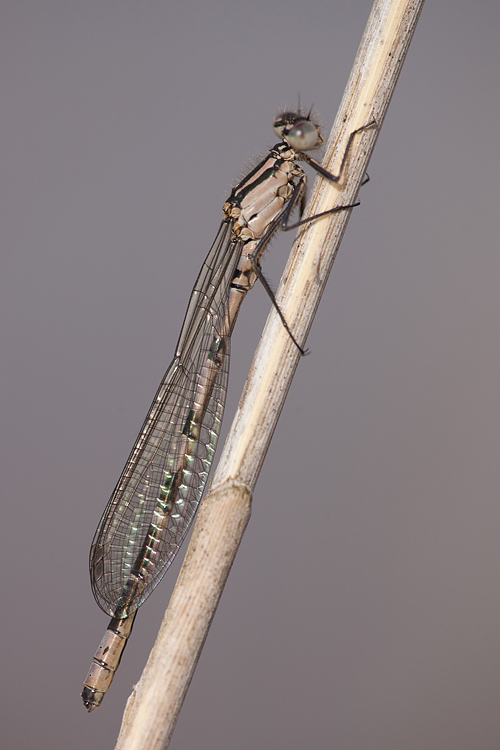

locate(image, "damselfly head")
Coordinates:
273 110 324 152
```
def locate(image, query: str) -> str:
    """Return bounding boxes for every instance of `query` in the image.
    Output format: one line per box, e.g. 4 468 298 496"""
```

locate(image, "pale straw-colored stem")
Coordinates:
115 1 425 747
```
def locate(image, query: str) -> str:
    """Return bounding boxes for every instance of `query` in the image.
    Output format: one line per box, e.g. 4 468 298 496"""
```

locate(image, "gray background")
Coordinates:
2 1 500 748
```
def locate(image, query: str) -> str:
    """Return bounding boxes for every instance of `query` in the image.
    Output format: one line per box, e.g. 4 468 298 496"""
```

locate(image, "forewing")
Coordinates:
90 221 242 616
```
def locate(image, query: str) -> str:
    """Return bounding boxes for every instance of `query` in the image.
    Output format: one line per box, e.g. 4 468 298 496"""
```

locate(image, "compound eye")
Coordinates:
284 120 320 151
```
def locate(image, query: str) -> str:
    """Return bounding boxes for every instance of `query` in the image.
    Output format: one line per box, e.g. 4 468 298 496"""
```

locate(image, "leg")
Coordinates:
301 120 377 182
249 258 308 356
282 119 377 231
243 204 308 355
281 200 361 231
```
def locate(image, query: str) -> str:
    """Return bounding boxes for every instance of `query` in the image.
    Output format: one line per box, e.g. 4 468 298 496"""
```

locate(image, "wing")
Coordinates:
90 220 243 617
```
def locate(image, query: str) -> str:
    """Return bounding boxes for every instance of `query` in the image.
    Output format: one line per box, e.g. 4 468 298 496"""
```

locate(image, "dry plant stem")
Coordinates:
115 1 425 747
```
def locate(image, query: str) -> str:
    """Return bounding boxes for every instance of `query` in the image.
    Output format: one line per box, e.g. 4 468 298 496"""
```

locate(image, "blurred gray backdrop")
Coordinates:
2 1 500 748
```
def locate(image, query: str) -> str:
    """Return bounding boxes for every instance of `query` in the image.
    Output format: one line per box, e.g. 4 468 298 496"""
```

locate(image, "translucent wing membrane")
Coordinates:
90 221 242 617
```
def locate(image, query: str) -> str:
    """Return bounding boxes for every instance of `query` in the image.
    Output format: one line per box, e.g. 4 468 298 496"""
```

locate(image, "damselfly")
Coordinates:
82 109 375 710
